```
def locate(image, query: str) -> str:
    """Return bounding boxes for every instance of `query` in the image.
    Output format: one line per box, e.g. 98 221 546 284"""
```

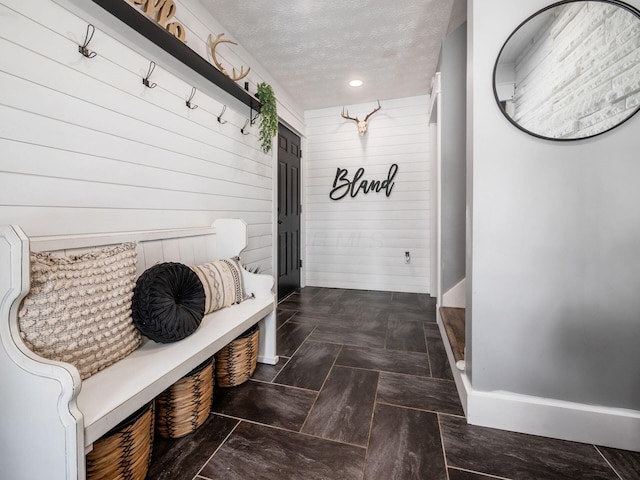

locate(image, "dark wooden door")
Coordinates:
277 124 301 300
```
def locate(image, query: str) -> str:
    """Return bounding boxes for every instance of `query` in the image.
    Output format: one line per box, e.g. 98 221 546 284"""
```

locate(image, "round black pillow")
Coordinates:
132 262 205 343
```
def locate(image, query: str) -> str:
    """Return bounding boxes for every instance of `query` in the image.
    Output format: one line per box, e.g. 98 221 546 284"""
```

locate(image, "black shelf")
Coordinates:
90 0 260 113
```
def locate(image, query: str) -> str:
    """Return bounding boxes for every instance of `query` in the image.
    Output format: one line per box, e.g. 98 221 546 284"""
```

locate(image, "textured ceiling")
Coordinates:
199 0 465 110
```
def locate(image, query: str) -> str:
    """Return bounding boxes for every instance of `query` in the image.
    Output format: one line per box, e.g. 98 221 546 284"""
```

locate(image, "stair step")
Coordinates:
439 307 465 363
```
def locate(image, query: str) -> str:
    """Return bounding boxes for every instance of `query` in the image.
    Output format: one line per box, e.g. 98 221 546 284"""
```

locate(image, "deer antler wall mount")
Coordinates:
208 33 251 82
341 100 382 136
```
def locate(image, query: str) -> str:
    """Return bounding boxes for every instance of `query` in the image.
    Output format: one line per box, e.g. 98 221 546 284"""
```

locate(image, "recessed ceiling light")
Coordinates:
349 79 363 87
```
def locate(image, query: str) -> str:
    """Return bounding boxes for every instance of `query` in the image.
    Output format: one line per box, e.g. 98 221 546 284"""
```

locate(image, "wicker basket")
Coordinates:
215 324 259 387
86 401 154 480
155 357 214 439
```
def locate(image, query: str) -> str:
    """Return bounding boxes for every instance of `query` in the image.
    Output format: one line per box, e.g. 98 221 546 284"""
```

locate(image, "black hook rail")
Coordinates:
89 0 260 114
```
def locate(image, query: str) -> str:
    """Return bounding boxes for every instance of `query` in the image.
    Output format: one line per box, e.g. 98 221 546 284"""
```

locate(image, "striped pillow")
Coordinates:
190 258 246 314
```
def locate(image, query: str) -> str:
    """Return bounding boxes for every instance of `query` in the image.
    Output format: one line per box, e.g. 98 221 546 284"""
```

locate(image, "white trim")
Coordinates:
300 133 307 290
437 305 639 451
31 227 216 252
442 278 466 307
465 386 640 451
428 72 441 122
431 72 443 303
272 127 279 296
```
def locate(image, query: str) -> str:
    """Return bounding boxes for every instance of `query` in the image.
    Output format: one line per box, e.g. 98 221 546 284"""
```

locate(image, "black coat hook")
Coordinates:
217 105 228 124
186 87 198 109
241 118 250 135
78 24 97 58
250 110 260 126
142 61 157 88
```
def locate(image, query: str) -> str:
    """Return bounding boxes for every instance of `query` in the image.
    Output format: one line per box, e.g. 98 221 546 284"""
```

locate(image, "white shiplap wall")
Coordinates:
304 96 432 293
0 0 302 274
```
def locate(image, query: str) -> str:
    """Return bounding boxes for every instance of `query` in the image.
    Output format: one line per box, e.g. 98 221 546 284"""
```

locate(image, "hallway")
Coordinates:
148 287 639 479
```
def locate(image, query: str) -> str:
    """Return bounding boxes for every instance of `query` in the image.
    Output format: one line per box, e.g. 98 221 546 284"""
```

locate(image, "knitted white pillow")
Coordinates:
17 242 141 380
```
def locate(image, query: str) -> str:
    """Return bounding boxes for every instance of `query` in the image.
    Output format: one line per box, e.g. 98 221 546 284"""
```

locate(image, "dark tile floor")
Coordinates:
147 287 640 480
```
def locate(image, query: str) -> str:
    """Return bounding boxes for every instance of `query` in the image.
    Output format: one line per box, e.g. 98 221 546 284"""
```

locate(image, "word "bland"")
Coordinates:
330 164 398 200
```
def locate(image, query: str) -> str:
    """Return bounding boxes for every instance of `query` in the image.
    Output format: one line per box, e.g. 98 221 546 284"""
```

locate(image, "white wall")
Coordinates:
304 96 432 293
467 0 640 449
0 0 304 275
440 23 467 296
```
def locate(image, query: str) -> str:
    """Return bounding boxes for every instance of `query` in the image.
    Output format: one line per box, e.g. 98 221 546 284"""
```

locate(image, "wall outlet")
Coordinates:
405 251 410 264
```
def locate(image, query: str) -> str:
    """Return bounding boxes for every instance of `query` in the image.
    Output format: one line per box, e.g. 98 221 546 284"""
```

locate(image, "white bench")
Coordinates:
0 219 278 480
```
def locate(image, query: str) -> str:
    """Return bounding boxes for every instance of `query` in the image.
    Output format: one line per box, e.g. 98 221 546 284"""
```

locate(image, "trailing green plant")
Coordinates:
256 82 278 154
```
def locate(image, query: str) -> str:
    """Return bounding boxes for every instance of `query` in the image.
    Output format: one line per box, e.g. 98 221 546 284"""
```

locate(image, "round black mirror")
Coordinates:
493 0 640 140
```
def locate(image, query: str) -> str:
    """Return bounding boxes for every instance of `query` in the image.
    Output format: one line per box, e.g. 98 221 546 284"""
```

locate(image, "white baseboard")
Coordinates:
442 278 465 307
465 384 640 452
436 304 640 451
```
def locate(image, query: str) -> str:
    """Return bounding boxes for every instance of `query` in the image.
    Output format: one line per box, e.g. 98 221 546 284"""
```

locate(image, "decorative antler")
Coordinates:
364 99 382 122
341 107 359 123
208 33 251 82
341 100 382 136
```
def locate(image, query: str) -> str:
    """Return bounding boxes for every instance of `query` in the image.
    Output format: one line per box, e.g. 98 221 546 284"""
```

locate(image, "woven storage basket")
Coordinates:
215 324 259 387
155 357 214 439
86 401 154 480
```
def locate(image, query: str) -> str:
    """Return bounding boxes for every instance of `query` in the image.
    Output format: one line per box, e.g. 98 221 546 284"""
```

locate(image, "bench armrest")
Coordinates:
241 268 275 299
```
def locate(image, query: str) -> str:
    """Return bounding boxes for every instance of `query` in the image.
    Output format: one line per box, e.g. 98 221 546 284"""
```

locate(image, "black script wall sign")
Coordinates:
330 164 398 200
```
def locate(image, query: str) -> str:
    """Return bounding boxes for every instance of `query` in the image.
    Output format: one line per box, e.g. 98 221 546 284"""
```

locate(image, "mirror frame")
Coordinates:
493 0 640 141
